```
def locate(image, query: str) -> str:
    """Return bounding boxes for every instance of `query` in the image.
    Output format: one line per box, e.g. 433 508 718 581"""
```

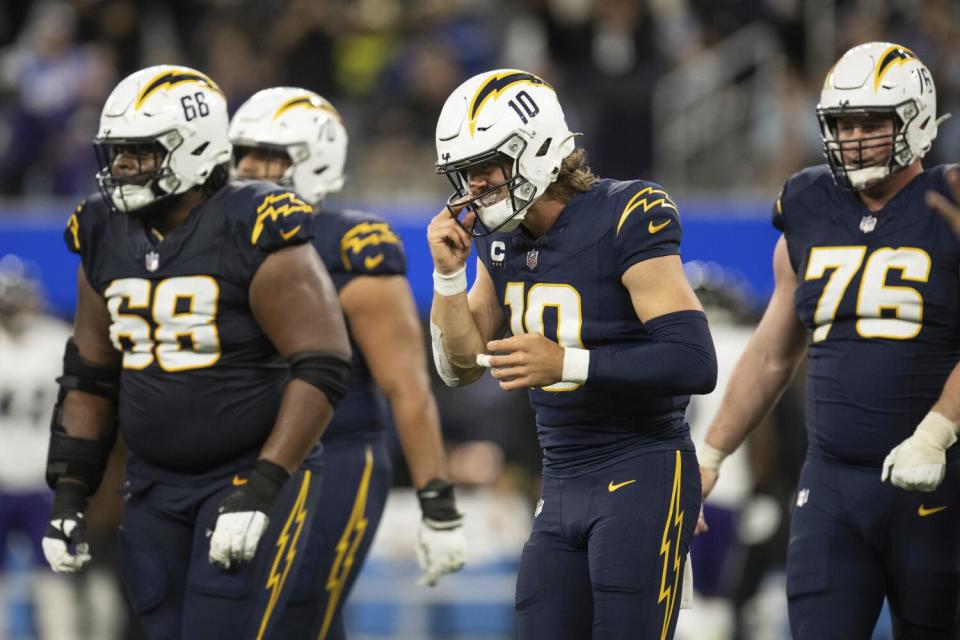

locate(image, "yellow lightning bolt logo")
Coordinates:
256 471 312 640
317 446 374 640
467 71 550 137
874 45 915 92
339 222 400 270
134 70 223 110
657 451 685 640
273 94 343 124
251 192 312 245
617 187 678 235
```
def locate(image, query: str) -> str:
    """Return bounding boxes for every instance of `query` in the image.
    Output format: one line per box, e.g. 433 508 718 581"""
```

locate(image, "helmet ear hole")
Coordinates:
535 138 552 157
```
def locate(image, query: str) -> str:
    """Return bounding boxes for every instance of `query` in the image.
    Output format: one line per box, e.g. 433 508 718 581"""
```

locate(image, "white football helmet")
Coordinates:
817 42 949 190
435 69 576 236
229 87 347 204
94 65 232 212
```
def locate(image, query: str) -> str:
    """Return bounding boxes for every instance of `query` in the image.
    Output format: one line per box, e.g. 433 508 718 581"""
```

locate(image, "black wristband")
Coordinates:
417 479 462 523
52 480 89 517
219 459 290 514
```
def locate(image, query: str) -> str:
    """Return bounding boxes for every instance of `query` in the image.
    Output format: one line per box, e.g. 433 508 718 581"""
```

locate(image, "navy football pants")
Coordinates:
516 449 700 640
119 460 324 640
273 439 391 640
787 455 960 639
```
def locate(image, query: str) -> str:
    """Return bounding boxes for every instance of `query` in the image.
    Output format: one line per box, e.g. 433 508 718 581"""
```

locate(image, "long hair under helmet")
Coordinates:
435 70 577 237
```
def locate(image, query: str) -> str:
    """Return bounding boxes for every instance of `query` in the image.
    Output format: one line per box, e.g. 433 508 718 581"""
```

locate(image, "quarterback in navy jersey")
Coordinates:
229 87 466 639
700 43 960 639
428 69 717 639
42 66 352 640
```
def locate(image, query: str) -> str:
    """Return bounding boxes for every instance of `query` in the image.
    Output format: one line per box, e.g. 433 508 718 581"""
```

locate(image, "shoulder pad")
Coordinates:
614 181 680 236
337 215 405 275
63 195 110 256
248 189 314 251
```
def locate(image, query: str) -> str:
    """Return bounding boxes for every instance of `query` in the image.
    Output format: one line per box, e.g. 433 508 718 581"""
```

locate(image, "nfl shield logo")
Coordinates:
534 497 544 517
526 249 539 270
796 488 810 507
859 215 877 234
145 251 160 272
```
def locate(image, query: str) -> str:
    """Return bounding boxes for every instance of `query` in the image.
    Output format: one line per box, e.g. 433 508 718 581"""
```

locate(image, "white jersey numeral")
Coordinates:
105 276 221 371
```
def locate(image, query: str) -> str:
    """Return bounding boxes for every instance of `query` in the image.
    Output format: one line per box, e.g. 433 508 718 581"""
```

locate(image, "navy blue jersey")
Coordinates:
311 209 406 443
775 164 960 466
65 182 314 474
475 178 692 474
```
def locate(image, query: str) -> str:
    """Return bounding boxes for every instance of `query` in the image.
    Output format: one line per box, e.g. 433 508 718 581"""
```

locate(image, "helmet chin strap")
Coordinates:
846 166 891 190
477 197 524 232
111 184 158 212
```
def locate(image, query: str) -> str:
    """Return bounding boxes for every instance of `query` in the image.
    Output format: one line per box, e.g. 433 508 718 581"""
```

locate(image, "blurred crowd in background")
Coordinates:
1 0 957 638
0 0 958 205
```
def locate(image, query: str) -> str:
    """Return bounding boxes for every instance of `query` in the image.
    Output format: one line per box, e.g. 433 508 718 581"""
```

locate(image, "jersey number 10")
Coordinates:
504 282 583 391
105 276 221 371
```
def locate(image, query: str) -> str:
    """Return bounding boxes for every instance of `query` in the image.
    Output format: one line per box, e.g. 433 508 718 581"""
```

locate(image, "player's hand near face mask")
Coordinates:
427 202 475 276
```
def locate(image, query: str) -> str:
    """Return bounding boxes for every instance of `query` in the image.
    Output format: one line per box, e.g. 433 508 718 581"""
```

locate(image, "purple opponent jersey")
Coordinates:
65 181 315 475
475 178 695 476
309 209 407 443
775 164 960 466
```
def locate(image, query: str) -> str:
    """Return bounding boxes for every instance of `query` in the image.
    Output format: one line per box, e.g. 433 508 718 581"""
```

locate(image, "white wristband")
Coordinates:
562 347 590 384
698 442 729 472
433 266 467 296
916 411 959 449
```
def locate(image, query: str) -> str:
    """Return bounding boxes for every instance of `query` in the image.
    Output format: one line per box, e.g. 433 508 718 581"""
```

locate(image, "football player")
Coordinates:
42 65 352 639
698 43 960 638
228 87 466 639
427 69 717 639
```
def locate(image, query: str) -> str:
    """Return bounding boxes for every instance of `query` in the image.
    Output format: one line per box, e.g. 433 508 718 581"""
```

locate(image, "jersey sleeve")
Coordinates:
613 184 683 275
772 185 786 231
248 190 314 252
63 199 86 255
63 197 109 291
337 220 405 275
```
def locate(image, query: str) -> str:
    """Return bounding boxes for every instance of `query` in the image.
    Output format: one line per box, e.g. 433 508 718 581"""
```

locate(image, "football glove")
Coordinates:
416 479 466 587
882 411 958 492
42 481 92 574
209 459 289 569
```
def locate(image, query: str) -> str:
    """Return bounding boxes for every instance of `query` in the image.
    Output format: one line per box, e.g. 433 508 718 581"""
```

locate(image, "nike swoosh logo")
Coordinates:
364 254 385 270
280 225 302 241
918 504 946 517
648 219 671 234
232 475 248 487
608 480 636 493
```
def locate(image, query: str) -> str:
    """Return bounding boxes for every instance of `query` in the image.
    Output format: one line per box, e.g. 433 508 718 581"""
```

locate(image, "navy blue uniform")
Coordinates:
276 209 405 640
476 179 700 639
65 183 326 640
775 165 960 639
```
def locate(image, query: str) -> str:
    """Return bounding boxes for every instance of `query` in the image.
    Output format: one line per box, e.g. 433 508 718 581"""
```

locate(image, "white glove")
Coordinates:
42 516 92 574
416 519 467 587
209 511 270 569
882 411 958 492
208 460 289 569
415 479 466 586
42 482 92 574
680 553 694 609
